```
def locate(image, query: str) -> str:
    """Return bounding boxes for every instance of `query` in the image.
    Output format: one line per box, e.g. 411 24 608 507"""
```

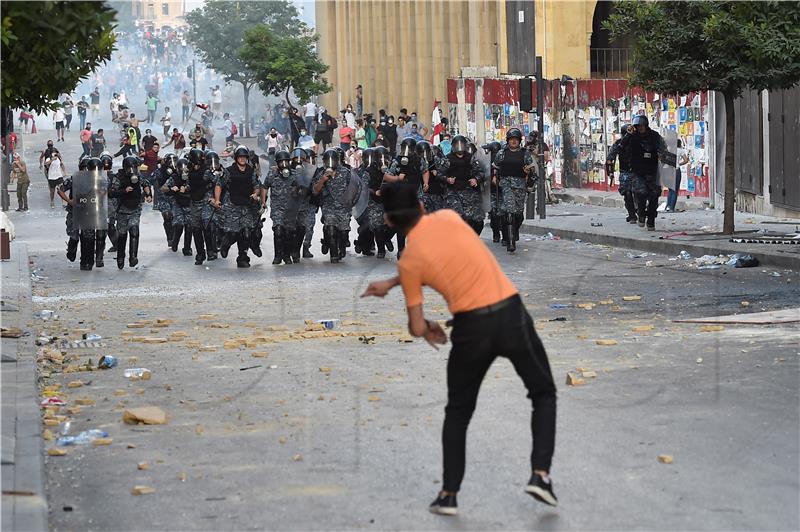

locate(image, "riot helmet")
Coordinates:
187 148 205 170
290 147 307 168
332 146 346 164
506 128 523 141
398 137 417 161
176 158 190 180
78 155 89 171
451 135 468 155
100 152 114 171
632 114 649 127
362 148 377 169
233 146 250 160
374 146 392 170
482 141 502 155
467 142 478 157
275 150 291 176
122 155 141 183
415 140 433 165
620 123 630 135
322 149 340 171
205 151 221 173
303 148 316 165
86 157 103 172
162 153 178 175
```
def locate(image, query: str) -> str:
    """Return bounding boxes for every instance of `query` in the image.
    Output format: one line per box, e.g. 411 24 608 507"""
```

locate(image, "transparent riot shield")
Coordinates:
346 169 369 219
473 149 493 213
73 169 108 231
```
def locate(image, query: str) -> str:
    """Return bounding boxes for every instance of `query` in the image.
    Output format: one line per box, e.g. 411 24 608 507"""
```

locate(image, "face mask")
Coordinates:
271 133 277 138
166 168 173 175
281 168 290 177
130 174 139 184
300 132 307 136
400 157 409 166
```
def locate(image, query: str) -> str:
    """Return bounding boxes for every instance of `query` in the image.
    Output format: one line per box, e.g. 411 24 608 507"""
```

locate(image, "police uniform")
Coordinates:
311 164 352 263
109 169 151 269
422 154 447 213
619 126 667 228
187 167 216 264
386 155 428 254
439 153 485 234
263 165 296 264
606 133 637 222
151 165 174 245
164 173 193 255
219 162 259 267
494 146 534 249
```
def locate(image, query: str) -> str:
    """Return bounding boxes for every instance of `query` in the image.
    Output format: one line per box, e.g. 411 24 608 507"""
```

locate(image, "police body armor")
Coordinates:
447 155 472 191
188 169 208 201
228 165 253 206
118 173 143 210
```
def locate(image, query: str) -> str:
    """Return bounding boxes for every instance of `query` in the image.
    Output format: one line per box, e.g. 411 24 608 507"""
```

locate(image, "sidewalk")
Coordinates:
552 187 711 211
521 201 800 270
1 241 47 531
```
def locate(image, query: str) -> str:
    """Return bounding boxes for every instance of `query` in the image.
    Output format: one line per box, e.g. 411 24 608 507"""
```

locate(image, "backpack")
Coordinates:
230 122 238 136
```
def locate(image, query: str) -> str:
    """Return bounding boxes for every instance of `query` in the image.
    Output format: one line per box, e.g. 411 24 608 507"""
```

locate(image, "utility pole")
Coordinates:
191 58 197 108
535 56 546 220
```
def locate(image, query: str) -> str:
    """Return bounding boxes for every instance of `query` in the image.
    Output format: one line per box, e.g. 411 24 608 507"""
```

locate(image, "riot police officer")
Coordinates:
606 124 636 223
311 148 352 263
384 137 429 257
109 155 152 269
213 146 260 268
493 128 535 252
152 153 176 247
248 150 265 258
186 148 215 265
99 152 119 253
163 157 193 256
440 135 485 235
420 141 446 213
263 149 295 265
618 115 668 230
363 146 395 259
204 151 224 259
55 157 85 268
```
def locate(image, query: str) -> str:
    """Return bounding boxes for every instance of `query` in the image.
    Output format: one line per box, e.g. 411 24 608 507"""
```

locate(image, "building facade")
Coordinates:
130 0 185 29
316 0 611 117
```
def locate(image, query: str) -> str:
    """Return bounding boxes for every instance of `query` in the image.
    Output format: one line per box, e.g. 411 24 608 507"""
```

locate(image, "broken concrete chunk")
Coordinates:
657 454 673 464
566 373 586 386
632 325 654 332
126 323 146 329
141 337 168 344
92 437 113 446
699 325 724 332
581 370 598 378
137 462 150 470
122 406 167 425
48 448 68 456
132 485 156 495
622 295 642 301
595 339 618 346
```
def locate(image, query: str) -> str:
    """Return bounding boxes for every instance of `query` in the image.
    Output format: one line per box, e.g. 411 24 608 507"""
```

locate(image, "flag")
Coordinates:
430 100 444 145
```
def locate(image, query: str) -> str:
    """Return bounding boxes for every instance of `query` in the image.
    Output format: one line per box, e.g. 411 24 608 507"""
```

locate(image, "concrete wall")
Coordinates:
535 0 597 79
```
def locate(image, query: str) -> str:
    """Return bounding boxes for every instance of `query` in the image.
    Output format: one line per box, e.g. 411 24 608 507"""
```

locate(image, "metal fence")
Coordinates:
590 48 630 79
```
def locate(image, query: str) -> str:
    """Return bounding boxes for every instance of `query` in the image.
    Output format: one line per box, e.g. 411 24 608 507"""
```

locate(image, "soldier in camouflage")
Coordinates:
311 148 352 263
109 155 152 269
439 135 485 235
151 153 176 247
213 146 260 268
493 128 535 252
162 157 193 256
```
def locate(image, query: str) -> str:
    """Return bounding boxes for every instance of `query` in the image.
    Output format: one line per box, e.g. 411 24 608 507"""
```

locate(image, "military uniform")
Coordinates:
439 153 485 234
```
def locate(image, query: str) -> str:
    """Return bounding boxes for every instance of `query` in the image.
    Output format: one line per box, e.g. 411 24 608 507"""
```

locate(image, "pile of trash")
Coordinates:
673 251 760 269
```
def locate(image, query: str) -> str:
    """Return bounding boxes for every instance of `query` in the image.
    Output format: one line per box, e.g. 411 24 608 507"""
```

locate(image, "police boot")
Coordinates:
66 238 79 262
95 230 106 268
514 213 524 242
471 219 485 236
128 227 140 268
107 223 118 253
282 227 294 265
250 224 263 258
116 232 127 269
375 229 387 259
302 243 314 259
505 214 516 253
272 226 284 265
490 213 501 242
79 235 93 271
292 226 305 263
339 230 349 260
360 228 375 256
322 225 334 257
204 228 217 260
396 232 406 259
181 228 193 256
219 232 235 259
324 226 339 263
193 227 206 265
236 229 250 268
163 217 173 246
171 224 184 252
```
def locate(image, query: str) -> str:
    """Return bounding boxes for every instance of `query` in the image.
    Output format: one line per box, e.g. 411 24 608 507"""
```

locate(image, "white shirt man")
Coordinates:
304 102 317 117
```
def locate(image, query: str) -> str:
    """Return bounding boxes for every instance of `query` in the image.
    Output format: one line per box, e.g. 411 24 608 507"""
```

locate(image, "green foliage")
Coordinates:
238 24 331 105
1 1 117 113
184 0 307 88
605 1 800 97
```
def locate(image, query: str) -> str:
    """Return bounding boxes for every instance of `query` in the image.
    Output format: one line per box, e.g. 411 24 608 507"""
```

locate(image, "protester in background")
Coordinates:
181 90 192 123
666 139 689 212
63 96 74 131
46 150 66 208
146 92 159 124
11 152 30 211
355 118 368 149
160 106 172 140
76 97 89 130
54 106 66 142
164 127 187 156
80 124 93 157
304 101 317 136
90 87 101 118
339 121 354 151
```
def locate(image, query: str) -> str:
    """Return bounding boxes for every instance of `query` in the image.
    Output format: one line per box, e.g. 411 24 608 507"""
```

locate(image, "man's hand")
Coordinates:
125 186 134 193
423 183 429 192
423 320 448 350
171 186 179 192
179 186 187 193
361 278 397 298
468 178 478 188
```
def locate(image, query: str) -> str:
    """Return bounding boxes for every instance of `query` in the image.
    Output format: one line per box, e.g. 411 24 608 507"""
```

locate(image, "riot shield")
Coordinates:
473 149 492 213
345 168 369 218
659 128 678 189
73 169 108 231
283 165 315 223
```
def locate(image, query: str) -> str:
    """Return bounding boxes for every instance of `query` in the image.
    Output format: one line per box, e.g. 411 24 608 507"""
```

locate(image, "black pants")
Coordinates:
443 295 556 492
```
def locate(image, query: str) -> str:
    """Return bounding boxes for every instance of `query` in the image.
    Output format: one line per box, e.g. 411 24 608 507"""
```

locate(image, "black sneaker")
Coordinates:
429 493 457 516
526 473 558 507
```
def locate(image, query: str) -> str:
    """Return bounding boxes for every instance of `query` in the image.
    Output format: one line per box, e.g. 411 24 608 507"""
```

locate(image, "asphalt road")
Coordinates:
7 130 799 531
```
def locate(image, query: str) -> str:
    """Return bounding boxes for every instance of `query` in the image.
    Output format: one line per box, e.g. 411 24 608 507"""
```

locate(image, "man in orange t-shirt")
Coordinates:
362 183 558 516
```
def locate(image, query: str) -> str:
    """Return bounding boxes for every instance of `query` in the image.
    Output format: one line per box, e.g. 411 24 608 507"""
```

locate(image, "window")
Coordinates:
162 3 169 15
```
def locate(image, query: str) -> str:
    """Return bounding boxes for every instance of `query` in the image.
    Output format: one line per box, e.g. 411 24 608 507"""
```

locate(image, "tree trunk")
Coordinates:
723 92 736 235
285 85 293 109
243 84 251 138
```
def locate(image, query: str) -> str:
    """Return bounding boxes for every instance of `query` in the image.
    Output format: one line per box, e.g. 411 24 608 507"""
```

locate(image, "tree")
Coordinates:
184 0 308 137
1 1 116 113
238 25 331 112
605 1 800 234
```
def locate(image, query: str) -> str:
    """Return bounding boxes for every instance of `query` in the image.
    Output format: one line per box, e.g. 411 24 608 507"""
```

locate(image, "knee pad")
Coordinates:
129 226 140 238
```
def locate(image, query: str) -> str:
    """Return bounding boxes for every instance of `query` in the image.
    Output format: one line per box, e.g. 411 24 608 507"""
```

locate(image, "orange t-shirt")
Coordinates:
397 209 517 313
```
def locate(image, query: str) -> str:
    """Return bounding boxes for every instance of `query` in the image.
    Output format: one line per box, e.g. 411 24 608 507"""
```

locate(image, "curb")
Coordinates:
0 241 47 532
520 222 800 270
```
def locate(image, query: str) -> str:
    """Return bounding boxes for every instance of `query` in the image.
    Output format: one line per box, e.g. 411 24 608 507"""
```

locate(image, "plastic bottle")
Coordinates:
123 368 152 380
56 429 108 446
83 333 102 342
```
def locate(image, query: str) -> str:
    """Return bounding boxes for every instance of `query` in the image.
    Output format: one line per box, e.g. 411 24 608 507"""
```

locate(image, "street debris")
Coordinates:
316 319 340 330
34 309 56 320
240 365 262 371
565 372 585 386
98 355 118 369
726 254 759 268
48 448 68 456
82 333 102 341
657 454 673 464
699 325 725 332
56 429 109 446
576 303 595 310
549 317 567 322
122 406 167 425
1 326 24 338
595 339 618 346
622 295 642 301
131 486 156 495
677 250 692 260
528 232 560 241
696 358 704 364
123 368 152 380
632 325 654 332
137 462 150 470
550 303 572 309
590 222 603 227
358 335 376 344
